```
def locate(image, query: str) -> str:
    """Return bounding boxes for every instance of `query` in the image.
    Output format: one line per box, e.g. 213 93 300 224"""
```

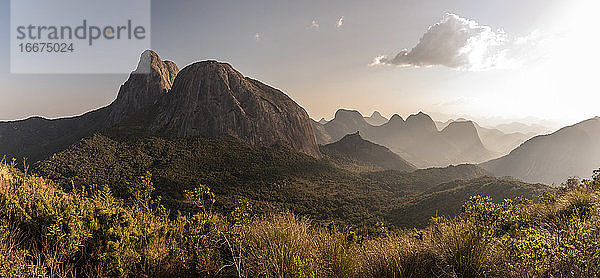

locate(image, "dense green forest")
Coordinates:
34 134 546 228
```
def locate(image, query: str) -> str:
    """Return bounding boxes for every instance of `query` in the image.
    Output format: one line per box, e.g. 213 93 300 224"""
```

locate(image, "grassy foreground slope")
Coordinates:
1 160 599 277
34 134 546 228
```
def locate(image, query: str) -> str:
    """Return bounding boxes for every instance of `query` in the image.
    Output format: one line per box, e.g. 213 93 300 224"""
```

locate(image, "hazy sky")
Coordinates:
1 0 598 128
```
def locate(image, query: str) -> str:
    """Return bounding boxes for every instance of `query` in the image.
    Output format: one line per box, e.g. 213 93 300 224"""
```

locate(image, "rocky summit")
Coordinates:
0 50 321 161
143 60 321 158
105 50 179 126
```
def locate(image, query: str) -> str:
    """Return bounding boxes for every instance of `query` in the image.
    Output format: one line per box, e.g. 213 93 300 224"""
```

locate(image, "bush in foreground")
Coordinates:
0 159 599 277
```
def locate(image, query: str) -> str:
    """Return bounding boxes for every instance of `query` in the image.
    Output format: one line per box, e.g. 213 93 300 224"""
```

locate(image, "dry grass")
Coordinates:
1 159 600 277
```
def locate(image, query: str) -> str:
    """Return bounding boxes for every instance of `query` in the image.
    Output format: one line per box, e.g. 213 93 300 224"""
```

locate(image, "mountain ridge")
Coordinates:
481 116 600 184
322 132 416 172
1 50 321 160
313 109 495 167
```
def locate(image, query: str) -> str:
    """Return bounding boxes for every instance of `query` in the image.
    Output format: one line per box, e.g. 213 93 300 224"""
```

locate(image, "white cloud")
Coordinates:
371 13 540 71
336 16 344 28
311 20 319 29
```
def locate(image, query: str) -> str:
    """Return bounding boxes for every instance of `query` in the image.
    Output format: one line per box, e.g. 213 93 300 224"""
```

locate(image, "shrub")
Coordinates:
2 159 600 278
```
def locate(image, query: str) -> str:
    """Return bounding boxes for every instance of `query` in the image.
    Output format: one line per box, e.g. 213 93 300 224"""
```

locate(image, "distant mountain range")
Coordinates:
473 122 533 155
437 119 534 155
481 117 600 185
313 110 497 168
494 122 553 135
312 110 561 170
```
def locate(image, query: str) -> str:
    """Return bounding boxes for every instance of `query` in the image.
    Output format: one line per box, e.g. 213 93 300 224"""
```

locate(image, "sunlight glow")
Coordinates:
478 0 600 125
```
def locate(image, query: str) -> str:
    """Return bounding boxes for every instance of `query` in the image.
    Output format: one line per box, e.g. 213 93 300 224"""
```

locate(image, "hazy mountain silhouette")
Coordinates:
435 119 454 130
364 111 388 126
365 114 408 147
405 112 438 134
440 121 492 161
313 110 495 168
311 119 332 145
473 122 532 156
319 109 371 143
437 119 531 157
481 117 600 184
493 122 552 135
322 132 416 172
318 118 329 125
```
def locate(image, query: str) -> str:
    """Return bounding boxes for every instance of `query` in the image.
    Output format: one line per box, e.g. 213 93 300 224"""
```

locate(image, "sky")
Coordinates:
1 0 599 128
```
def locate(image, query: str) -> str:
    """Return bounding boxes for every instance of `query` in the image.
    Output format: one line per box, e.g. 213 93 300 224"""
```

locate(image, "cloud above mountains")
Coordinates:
371 13 539 71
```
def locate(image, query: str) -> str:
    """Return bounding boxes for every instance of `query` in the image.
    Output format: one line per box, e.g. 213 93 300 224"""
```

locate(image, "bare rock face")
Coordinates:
105 50 179 125
0 51 321 162
148 61 321 158
311 119 332 145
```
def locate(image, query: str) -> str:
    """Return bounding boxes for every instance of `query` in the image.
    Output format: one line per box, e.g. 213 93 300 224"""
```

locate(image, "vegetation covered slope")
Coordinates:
0 51 177 164
33 134 545 228
1 160 598 277
321 132 416 172
0 110 109 163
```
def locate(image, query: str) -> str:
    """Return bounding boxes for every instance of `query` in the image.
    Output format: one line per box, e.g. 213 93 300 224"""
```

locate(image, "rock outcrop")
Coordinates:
312 119 332 145
105 50 179 125
1 50 321 161
145 60 321 158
